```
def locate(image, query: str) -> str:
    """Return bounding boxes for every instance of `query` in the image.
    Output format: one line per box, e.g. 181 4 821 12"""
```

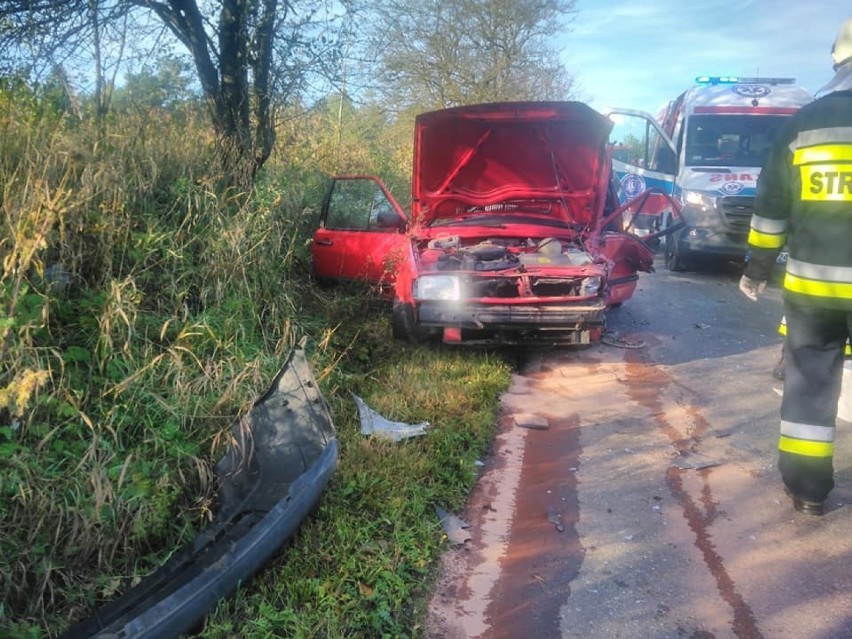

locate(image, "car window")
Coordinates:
370 188 396 227
326 179 387 230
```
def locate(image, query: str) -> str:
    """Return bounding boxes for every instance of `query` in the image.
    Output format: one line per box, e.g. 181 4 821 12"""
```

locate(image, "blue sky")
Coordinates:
562 1 847 115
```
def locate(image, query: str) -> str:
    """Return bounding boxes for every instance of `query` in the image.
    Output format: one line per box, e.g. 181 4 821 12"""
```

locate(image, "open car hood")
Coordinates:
412 101 614 228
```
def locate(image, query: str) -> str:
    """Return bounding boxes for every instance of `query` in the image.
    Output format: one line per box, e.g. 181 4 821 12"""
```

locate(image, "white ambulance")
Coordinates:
607 76 812 271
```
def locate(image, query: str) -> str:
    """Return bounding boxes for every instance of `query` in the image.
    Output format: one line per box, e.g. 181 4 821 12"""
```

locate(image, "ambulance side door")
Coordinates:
606 109 679 234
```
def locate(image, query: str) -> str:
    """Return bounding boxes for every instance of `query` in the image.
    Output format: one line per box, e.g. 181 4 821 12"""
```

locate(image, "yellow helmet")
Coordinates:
832 16 852 68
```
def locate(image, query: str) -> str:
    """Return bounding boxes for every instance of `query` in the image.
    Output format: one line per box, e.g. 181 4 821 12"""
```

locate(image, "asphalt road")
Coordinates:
425 256 852 639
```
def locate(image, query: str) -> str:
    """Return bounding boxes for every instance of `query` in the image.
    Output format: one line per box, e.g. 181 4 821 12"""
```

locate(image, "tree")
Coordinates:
369 0 578 113
0 0 353 188
110 55 195 113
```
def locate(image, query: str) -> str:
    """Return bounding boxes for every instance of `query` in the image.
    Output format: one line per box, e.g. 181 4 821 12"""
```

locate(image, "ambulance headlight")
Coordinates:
413 275 461 301
582 276 602 296
683 190 715 210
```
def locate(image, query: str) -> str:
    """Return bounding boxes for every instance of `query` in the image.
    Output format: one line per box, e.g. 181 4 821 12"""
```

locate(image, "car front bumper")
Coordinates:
679 226 748 260
417 300 606 345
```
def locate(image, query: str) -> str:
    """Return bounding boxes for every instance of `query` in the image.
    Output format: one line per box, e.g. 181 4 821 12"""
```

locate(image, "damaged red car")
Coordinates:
311 101 676 346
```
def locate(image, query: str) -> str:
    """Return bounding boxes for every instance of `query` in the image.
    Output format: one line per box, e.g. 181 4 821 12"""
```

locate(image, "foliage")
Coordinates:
367 0 580 113
0 0 358 186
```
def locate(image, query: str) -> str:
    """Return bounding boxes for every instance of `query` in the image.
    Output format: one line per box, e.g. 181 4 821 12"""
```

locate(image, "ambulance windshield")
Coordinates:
685 114 791 168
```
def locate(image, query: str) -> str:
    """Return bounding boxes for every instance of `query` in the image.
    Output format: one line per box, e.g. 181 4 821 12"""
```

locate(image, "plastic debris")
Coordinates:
353 394 429 442
602 332 646 349
514 413 550 430
671 452 720 470
435 505 471 545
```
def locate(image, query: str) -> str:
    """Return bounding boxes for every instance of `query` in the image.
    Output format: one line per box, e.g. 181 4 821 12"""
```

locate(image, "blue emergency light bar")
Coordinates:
695 75 796 85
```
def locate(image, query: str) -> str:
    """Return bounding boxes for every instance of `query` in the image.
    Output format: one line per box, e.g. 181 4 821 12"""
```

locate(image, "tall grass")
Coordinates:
0 95 327 633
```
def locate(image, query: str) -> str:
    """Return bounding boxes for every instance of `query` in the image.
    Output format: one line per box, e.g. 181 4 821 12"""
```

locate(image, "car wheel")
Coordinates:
392 300 433 343
664 225 691 272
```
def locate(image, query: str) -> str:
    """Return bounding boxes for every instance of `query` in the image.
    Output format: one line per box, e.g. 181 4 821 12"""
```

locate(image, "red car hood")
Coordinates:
411 101 613 228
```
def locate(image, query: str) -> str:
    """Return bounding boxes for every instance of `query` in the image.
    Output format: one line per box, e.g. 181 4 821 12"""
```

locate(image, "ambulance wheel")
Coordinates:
665 227 691 272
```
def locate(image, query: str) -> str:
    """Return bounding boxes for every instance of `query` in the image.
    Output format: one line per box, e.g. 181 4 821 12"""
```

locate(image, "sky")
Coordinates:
562 0 848 116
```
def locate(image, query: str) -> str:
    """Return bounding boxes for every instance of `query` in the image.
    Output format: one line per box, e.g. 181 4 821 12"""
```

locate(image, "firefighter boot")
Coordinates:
791 494 824 516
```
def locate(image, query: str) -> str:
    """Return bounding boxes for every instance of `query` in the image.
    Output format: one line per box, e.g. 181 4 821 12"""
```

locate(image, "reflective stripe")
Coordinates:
787 258 852 283
750 214 788 234
792 144 852 165
748 227 786 249
785 272 852 299
781 420 835 442
790 127 852 151
799 165 852 201
779 435 834 457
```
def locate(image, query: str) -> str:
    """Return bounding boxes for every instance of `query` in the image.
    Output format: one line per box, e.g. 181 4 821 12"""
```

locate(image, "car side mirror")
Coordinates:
376 210 406 232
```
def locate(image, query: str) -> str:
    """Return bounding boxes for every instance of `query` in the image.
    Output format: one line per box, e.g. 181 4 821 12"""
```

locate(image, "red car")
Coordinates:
312 101 674 346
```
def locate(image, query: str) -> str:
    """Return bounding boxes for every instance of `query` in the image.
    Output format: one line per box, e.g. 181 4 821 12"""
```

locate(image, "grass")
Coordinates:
0 91 512 638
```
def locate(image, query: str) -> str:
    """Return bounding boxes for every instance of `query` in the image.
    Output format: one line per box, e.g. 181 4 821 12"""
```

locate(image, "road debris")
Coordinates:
514 413 550 430
435 506 471 545
353 394 429 442
602 332 646 349
546 505 565 532
670 451 721 470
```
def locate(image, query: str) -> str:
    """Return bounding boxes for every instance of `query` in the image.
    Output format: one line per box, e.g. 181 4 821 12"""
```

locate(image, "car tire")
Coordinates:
392 300 433 343
664 224 691 272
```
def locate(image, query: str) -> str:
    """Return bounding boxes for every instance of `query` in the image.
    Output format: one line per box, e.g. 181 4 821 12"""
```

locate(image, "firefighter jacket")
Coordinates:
745 89 852 311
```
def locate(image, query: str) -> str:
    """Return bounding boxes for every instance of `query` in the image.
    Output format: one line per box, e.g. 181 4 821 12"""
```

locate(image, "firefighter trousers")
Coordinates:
778 301 852 503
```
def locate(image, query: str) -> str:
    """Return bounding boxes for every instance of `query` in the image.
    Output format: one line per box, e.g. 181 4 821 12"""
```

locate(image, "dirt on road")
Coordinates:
424 263 852 639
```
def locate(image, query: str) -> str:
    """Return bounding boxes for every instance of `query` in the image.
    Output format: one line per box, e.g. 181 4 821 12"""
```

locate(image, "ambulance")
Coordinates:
607 76 812 270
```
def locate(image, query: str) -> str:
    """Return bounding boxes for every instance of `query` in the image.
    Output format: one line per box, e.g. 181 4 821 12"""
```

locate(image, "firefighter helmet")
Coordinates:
831 16 852 68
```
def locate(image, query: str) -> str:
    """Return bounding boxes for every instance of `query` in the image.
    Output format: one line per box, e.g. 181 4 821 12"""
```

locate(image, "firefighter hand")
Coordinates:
739 275 766 302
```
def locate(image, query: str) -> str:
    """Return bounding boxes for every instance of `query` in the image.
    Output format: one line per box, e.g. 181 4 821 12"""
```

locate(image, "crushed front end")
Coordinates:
409 233 607 346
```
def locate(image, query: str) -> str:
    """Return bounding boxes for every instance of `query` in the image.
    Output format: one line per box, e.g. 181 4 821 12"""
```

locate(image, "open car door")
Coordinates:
311 176 409 287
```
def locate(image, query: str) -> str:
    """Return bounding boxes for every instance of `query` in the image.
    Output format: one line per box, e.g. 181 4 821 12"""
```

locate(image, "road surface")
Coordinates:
425 257 852 639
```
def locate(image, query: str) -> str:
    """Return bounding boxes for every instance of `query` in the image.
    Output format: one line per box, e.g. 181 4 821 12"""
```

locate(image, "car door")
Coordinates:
311 176 409 287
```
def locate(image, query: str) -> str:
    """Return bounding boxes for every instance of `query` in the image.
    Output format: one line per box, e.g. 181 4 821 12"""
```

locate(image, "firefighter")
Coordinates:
739 16 852 516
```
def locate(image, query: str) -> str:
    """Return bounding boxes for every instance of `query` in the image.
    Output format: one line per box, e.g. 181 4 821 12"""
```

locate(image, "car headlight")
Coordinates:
413 275 461 301
582 276 602 296
682 189 715 210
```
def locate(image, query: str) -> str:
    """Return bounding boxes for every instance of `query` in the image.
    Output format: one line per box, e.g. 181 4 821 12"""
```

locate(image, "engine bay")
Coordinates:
419 235 595 274
417 236 602 299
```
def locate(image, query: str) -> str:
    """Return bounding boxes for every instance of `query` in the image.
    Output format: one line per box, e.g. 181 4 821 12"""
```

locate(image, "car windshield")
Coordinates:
684 114 791 168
